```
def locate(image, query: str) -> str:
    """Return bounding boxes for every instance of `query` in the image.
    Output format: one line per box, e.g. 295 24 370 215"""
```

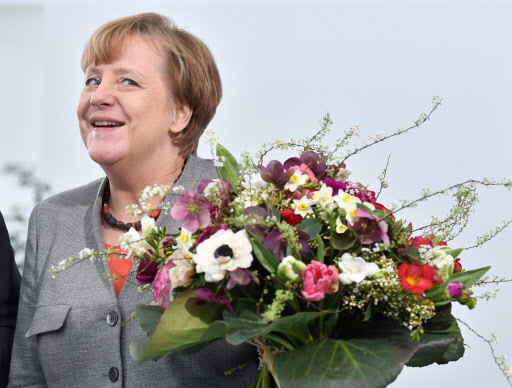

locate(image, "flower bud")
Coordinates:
446 281 464 299
277 256 306 283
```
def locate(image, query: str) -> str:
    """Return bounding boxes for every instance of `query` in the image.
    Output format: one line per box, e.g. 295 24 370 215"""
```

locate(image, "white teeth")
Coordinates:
93 121 122 127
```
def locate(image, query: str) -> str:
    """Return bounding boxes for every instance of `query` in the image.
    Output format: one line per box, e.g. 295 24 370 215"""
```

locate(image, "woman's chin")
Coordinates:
87 147 127 167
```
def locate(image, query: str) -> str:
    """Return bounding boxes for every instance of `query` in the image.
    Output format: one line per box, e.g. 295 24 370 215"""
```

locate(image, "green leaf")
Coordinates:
274 335 419 388
407 318 464 367
437 321 465 364
316 235 325 263
137 289 221 362
425 266 491 298
223 299 323 345
440 247 464 258
404 246 422 263
296 219 323 241
406 332 459 367
431 235 443 246
216 143 240 194
137 305 164 338
251 238 279 273
331 234 356 251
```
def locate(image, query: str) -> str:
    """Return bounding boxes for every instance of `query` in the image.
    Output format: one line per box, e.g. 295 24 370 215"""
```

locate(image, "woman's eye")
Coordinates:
85 78 100 86
122 78 139 87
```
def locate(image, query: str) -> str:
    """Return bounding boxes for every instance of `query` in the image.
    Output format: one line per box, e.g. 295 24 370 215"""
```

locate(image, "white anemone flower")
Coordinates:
284 171 309 192
335 167 352 181
292 196 315 217
193 229 253 282
338 253 380 284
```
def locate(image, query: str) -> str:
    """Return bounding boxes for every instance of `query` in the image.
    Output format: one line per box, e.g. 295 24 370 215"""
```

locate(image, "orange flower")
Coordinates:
398 263 436 294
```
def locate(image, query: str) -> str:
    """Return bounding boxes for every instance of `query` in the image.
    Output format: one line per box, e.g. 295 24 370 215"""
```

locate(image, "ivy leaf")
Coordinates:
274 335 419 388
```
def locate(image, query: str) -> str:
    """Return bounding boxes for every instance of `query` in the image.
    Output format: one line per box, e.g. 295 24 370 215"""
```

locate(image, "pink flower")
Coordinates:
153 260 176 309
302 260 339 301
170 191 211 233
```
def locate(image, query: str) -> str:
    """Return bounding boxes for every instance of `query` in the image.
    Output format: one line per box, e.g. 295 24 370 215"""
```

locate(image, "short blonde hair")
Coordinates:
81 12 222 158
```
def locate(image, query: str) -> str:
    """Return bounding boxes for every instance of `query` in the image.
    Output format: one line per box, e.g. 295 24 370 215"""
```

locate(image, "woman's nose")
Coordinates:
90 82 116 107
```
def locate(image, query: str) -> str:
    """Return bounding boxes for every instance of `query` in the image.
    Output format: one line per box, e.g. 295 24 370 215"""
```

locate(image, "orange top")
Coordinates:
105 244 134 298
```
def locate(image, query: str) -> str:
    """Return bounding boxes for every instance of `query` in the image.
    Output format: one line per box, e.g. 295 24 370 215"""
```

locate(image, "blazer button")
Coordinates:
106 312 118 326
108 367 119 382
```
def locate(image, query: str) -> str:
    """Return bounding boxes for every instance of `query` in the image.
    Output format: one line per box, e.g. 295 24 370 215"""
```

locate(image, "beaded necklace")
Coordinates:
101 183 160 231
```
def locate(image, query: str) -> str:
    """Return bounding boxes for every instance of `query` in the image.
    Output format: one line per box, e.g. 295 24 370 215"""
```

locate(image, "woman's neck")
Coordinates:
102 151 186 220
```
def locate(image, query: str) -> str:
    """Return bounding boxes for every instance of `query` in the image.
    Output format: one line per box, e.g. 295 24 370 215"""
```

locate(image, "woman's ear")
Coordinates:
169 103 193 134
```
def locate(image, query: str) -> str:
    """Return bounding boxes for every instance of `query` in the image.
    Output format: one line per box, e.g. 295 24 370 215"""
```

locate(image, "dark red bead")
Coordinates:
149 209 161 219
102 206 109 215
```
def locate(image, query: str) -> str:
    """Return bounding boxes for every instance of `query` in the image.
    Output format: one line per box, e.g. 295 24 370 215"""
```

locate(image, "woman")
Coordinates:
8 13 258 387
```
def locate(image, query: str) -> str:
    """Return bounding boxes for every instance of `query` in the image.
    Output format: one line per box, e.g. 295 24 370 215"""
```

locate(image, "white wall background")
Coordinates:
0 1 511 386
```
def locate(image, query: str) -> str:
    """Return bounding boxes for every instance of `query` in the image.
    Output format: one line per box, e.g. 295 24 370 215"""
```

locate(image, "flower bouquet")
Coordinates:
53 99 512 387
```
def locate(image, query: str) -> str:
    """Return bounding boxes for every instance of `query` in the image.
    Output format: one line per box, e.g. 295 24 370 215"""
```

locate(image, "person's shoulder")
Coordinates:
33 178 105 215
181 154 220 184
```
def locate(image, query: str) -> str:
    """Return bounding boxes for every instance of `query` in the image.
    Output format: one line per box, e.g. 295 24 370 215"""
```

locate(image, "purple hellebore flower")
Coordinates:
263 228 310 261
348 208 390 246
170 191 211 233
324 178 376 201
136 259 159 285
284 151 327 181
244 205 272 241
447 281 465 299
258 160 294 190
226 268 260 290
194 288 234 312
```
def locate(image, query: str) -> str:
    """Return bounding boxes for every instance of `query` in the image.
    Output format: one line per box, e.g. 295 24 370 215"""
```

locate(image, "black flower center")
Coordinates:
214 244 234 259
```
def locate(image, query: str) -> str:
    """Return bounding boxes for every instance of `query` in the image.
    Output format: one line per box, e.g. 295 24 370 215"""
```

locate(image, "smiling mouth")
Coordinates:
92 121 125 128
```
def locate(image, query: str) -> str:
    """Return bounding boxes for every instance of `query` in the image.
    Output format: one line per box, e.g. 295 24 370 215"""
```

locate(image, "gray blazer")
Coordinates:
8 155 259 387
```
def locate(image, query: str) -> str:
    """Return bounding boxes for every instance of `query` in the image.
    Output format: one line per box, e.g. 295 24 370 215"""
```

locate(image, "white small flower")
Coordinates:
335 218 348 234
334 191 361 225
338 253 380 284
293 196 315 217
241 173 268 190
193 229 253 282
311 184 334 208
172 185 185 194
431 247 454 269
335 167 352 181
168 258 194 289
78 248 94 260
176 228 193 252
141 215 156 237
284 171 309 192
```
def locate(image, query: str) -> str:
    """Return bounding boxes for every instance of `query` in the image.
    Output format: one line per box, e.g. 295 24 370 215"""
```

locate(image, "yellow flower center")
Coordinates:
290 175 299 183
350 208 357 217
343 194 352 203
179 234 189 242
312 193 320 200
299 203 308 210
337 224 347 233
407 274 420 285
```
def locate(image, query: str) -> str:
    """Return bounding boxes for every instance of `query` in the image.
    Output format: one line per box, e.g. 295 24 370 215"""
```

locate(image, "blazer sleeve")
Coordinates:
0 211 20 388
8 205 46 387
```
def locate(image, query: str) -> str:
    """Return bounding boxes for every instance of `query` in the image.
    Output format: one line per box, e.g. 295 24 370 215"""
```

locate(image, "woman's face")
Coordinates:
77 35 188 168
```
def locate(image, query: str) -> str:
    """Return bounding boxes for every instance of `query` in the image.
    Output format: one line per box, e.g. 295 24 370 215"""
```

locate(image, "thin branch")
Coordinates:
375 155 391 200
456 318 512 387
340 97 442 164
